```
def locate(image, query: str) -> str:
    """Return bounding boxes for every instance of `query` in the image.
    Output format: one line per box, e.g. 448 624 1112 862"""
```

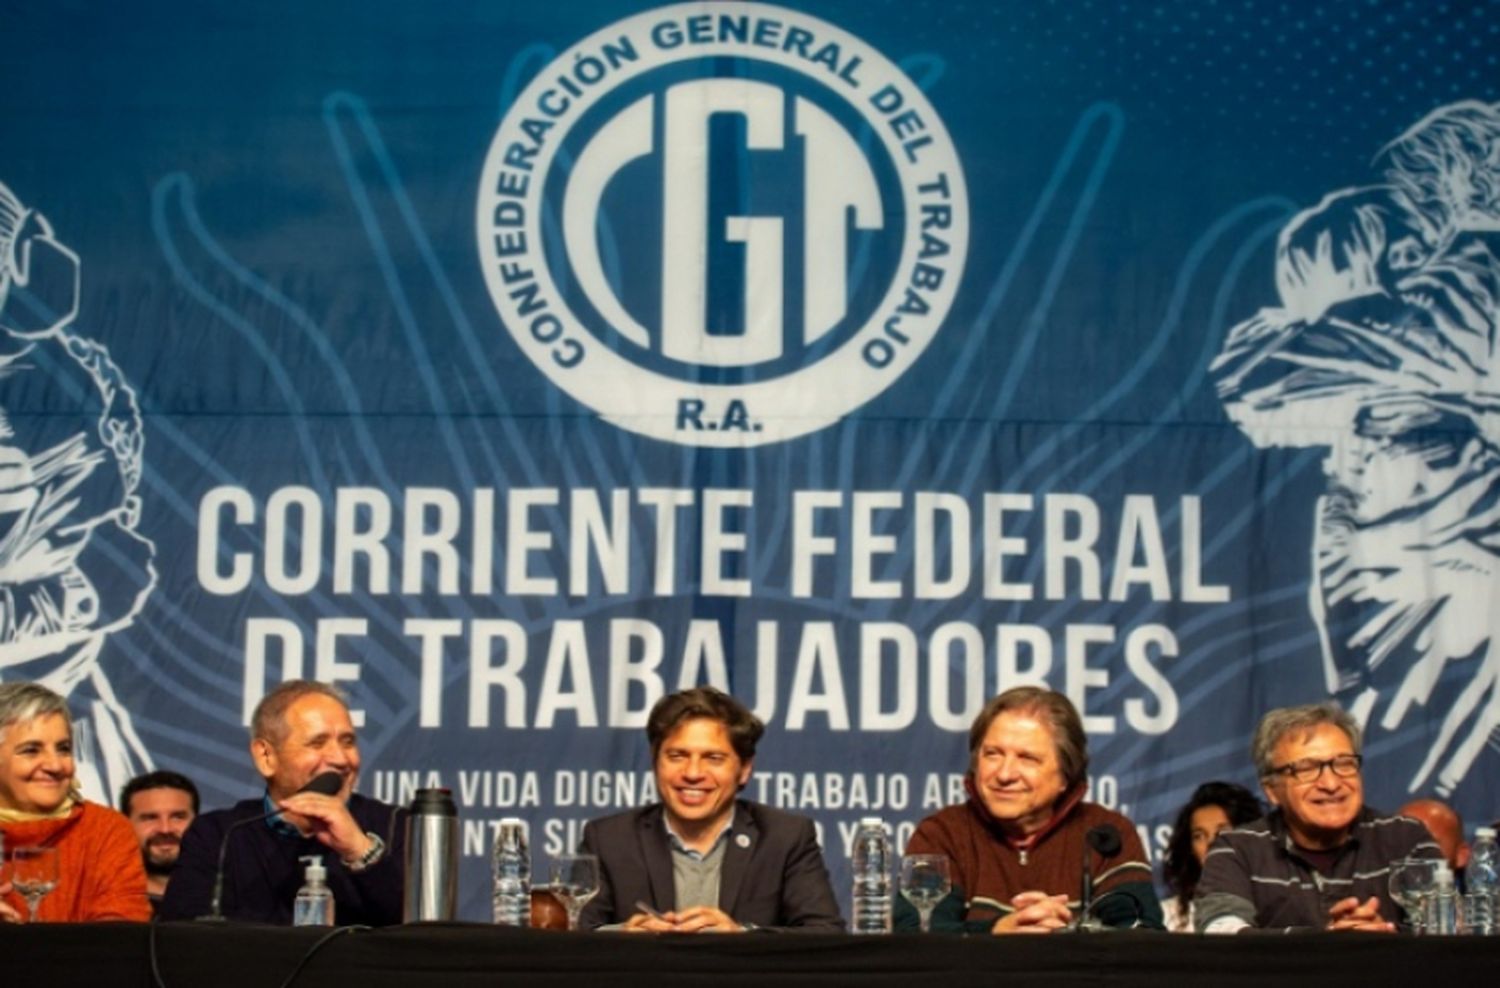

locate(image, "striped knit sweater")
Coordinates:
1195 806 1441 932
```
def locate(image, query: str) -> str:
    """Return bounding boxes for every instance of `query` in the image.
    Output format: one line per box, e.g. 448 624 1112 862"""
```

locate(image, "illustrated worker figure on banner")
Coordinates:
0 177 157 803
1214 100 1500 796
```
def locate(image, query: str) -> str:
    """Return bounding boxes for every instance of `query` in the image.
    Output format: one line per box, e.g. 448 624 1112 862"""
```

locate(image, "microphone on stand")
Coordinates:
1072 824 1122 932
199 771 346 922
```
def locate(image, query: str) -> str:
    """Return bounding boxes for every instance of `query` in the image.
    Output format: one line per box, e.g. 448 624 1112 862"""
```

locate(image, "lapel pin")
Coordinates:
735 833 751 849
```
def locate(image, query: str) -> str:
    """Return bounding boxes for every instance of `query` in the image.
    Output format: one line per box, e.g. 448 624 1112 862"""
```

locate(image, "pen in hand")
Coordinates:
635 899 669 922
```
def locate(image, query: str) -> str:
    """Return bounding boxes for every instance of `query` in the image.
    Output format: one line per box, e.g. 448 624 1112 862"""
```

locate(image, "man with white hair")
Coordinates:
159 680 405 925
1195 703 1442 932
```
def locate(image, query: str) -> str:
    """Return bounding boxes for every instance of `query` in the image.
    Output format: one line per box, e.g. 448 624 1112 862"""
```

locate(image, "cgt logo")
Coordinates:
478 2 967 446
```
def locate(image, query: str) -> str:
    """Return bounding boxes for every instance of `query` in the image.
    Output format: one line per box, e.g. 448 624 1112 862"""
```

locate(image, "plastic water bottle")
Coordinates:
1427 864 1459 935
293 855 335 926
851 817 892 934
492 817 531 926
1467 826 1498 935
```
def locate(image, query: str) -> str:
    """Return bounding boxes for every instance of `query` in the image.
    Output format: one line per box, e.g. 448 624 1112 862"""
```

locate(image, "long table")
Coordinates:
8 922 1500 987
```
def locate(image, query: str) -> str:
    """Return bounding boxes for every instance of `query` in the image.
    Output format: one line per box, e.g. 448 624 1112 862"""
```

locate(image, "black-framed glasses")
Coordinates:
1271 754 1362 783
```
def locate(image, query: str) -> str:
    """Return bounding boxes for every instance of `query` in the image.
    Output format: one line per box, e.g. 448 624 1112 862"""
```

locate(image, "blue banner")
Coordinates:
3 0 1497 919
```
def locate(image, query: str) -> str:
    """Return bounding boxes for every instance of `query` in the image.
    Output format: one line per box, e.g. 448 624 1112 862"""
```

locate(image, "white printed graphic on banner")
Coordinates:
0 178 157 802
1214 101 1500 794
478 1 968 446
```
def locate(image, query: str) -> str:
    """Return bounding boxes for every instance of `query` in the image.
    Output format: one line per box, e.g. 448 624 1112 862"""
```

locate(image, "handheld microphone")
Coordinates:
1073 824 1122 932
200 771 346 922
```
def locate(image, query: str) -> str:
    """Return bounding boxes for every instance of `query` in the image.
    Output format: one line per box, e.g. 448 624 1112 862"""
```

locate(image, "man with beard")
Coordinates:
120 771 199 912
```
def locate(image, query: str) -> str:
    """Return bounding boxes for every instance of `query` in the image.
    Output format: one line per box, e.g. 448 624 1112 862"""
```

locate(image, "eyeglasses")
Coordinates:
1270 754 1362 783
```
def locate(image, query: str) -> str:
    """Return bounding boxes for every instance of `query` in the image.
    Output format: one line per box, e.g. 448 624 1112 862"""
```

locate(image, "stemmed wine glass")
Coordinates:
11 846 60 923
1389 856 1440 933
549 853 600 931
900 853 952 933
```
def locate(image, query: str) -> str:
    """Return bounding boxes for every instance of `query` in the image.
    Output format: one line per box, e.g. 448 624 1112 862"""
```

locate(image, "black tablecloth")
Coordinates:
7 922 1500 987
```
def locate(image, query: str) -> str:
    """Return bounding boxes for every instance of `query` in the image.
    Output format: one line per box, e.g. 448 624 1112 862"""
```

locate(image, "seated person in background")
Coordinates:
579 686 844 932
1398 798 1470 880
1159 782 1262 932
159 680 404 924
1195 703 1442 933
902 686 1162 933
120 769 200 913
0 682 150 922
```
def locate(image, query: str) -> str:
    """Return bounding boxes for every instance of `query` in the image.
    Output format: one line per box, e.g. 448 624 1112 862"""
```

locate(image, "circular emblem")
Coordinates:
478 1 968 446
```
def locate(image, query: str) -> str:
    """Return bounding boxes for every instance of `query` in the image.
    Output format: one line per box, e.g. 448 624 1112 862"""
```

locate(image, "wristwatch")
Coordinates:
345 832 386 872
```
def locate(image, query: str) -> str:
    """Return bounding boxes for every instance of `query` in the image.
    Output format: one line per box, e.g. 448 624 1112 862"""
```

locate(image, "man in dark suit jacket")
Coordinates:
577 687 844 932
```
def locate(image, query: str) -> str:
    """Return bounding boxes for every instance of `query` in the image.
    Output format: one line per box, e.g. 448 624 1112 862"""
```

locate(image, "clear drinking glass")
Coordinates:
11 846 60 923
548 853 600 931
1389 857 1440 933
900 853 952 933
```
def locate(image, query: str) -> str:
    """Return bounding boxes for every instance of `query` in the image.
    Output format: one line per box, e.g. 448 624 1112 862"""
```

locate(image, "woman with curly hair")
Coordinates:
1161 781 1263 932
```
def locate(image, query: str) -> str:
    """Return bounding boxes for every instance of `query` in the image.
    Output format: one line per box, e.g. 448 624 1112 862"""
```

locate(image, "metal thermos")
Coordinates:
403 788 459 922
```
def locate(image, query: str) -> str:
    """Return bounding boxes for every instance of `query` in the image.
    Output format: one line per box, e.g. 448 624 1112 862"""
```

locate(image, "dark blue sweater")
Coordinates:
158 794 405 925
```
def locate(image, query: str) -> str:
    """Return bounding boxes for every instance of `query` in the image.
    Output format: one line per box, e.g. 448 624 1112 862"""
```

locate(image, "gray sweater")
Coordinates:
1195 806 1441 932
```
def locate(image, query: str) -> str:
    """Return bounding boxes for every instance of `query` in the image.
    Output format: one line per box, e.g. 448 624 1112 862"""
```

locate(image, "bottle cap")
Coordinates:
859 816 884 827
1477 826 1497 840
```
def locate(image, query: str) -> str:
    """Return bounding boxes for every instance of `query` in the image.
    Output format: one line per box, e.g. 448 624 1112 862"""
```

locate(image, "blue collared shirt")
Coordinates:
261 792 303 838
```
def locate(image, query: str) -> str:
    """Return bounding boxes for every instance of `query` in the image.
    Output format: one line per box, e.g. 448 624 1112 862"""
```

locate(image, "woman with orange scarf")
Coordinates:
0 682 150 922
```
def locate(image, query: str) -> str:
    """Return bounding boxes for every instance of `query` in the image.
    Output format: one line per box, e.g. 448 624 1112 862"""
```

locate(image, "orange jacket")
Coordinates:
2 801 151 922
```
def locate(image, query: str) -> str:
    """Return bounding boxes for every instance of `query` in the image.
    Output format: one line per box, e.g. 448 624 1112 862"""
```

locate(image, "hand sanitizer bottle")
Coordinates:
293 855 335 926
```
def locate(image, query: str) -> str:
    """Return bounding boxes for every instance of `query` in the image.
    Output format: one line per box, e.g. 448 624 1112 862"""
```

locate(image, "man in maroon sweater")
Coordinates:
903 687 1162 933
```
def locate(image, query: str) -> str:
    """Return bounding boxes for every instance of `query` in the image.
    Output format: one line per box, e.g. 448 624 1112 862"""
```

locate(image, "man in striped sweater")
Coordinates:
1195 703 1442 933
